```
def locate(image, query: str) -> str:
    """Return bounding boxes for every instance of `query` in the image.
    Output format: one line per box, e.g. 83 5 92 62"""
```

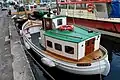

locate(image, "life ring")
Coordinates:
59 25 74 31
87 3 94 12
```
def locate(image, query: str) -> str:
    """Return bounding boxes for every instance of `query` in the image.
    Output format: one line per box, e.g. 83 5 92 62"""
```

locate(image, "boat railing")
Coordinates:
60 8 95 19
99 45 108 59
58 0 111 4
22 20 42 30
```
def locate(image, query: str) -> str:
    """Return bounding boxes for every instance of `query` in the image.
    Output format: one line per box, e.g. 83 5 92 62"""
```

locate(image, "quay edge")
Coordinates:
9 18 35 80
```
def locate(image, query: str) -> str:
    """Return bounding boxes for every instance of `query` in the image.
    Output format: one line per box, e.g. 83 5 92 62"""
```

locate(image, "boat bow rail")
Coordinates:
58 0 111 4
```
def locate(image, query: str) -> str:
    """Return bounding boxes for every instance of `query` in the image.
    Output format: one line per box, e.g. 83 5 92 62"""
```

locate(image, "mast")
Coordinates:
56 0 60 15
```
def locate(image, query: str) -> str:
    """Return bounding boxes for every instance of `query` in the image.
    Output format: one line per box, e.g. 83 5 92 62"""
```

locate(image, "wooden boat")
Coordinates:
12 10 48 30
55 0 120 36
21 12 110 76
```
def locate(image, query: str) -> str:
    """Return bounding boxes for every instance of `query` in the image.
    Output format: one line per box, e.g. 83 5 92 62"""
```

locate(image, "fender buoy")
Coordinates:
20 30 23 35
59 25 74 31
87 3 94 12
41 57 55 67
24 41 30 49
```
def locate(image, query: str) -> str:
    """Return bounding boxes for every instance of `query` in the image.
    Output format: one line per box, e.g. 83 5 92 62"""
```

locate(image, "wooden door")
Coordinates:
85 38 95 55
43 19 52 30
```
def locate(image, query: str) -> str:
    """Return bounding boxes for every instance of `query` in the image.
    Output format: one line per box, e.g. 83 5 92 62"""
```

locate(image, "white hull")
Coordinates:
56 56 110 75
23 33 110 76
22 20 110 76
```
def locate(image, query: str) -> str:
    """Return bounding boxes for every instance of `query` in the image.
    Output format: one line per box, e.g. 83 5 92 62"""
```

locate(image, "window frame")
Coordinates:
54 43 62 51
95 4 105 12
65 46 74 54
57 19 62 26
47 40 53 48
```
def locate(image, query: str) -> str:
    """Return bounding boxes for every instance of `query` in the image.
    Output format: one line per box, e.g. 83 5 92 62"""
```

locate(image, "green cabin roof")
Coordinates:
44 25 100 43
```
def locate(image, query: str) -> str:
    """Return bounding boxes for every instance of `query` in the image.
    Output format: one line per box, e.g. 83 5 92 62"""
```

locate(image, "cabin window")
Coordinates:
69 4 74 9
47 40 53 48
65 46 74 54
76 4 86 9
85 41 89 46
45 19 52 30
95 4 105 12
46 20 50 27
25 6 29 11
57 19 62 26
55 43 62 51
76 4 81 9
81 4 86 9
61 4 67 9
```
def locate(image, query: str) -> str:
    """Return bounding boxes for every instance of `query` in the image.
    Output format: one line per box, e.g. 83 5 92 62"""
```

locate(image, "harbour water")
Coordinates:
25 34 120 80
101 35 120 80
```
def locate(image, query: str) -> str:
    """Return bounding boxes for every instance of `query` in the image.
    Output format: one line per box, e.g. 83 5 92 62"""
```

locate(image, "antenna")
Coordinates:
47 8 51 17
55 0 60 15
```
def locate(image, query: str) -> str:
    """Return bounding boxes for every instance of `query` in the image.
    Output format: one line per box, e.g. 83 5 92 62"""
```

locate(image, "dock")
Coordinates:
0 9 35 80
9 17 35 80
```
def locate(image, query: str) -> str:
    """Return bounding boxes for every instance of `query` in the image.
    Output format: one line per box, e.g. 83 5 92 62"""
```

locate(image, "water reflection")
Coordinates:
101 35 120 80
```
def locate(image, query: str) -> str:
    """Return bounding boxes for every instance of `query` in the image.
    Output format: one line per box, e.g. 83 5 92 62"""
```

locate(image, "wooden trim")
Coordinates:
24 21 42 29
42 49 104 64
43 50 78 62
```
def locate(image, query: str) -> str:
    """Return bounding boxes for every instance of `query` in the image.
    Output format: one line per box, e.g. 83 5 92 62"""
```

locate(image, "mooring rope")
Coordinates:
98 59 102 80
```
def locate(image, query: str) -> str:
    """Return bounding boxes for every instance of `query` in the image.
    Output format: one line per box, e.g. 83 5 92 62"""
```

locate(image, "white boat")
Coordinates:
21 13 110 76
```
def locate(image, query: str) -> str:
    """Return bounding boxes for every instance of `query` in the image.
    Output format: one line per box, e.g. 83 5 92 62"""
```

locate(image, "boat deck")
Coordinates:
30 32 104 64
25 20 42 29
43 49 103 64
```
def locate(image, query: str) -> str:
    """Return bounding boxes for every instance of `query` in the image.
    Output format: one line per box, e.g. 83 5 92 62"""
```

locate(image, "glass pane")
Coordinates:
85 41 89 46
47 40 53 48
95 4 105 12
61 4 67 9
57 19 62 26
55 43 62 51
65 46 74 54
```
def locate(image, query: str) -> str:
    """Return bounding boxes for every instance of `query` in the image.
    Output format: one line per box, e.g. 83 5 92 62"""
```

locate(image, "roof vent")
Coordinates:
88 30 93 33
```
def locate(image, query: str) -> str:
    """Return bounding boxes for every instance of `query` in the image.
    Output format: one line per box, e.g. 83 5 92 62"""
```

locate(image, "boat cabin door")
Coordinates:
43 18 52 30
85 38 95 55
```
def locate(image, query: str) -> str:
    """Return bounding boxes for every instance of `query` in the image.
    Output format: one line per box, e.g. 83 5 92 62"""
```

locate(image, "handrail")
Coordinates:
58 1 111 4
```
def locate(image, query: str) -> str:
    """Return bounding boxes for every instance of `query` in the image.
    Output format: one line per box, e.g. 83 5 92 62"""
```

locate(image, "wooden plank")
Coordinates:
12 11 33 15
23 20 42 30
42 49 103 64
